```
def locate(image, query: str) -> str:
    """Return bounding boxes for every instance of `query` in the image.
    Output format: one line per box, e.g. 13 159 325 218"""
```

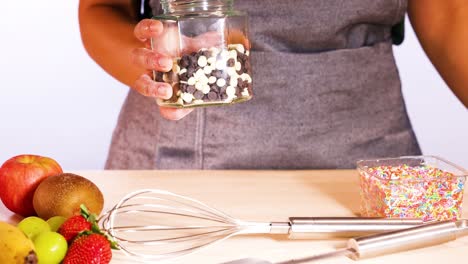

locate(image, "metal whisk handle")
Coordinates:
347 219 468 260
270 217 425 238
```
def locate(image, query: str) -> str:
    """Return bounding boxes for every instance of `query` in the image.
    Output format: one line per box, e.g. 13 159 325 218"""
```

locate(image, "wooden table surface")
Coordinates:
1 170 467 263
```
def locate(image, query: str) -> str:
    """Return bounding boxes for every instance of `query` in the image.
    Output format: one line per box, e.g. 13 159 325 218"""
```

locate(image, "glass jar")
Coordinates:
151 0 252 108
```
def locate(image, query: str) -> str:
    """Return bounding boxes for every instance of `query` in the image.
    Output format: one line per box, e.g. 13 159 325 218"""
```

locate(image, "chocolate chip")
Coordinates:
193 90 204 99
212 70 224 78
219 86 227 94
180 55 190 68
237 53 247 62
186 85 196 94
207 91 218 101
243 60 251 73
169 44 252 105
189 55 198 67
187 67 195 77
179 72 189 81
210 84 219 93
235 86 242 96
243 80 250 88
180 83 188 92
226 58 235 67
154 71 164 82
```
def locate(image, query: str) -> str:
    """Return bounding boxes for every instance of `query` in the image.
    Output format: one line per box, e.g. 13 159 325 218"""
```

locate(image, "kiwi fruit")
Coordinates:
33 173 104 219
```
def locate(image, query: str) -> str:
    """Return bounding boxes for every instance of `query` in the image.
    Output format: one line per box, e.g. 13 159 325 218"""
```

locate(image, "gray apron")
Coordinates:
105 0 421 169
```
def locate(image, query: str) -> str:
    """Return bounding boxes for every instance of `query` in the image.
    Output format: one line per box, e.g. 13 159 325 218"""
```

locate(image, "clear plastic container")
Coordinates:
357 156 467 221
151 0 252 108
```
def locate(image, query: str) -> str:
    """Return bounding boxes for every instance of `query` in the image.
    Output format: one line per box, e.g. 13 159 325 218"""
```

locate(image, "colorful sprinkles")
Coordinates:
359 164 466 221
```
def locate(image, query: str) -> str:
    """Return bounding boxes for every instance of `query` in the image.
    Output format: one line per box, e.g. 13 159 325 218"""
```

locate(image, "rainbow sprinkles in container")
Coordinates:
358 156 467 221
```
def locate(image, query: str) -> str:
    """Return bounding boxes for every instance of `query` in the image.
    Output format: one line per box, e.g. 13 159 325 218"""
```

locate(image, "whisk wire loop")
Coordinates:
99 189 251 261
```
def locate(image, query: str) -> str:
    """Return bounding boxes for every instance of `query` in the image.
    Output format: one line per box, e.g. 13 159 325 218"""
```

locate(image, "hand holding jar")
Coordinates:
133 0 253 116
131 19 193 120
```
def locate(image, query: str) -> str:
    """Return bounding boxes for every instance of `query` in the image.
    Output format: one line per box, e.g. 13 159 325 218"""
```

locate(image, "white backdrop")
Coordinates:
0 2 466 170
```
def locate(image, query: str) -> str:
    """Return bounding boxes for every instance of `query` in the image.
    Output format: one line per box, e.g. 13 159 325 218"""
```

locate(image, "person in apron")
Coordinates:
78 0 467 169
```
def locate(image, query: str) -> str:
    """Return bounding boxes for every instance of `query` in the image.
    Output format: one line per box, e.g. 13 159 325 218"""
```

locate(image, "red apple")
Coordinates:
0 154 63 216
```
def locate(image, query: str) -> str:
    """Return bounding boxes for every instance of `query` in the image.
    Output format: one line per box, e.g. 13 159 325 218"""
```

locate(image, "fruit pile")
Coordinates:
0 154 115 264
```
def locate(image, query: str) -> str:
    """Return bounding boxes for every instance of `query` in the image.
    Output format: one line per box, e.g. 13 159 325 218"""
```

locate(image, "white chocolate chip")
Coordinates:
228 50 237 58
220 50 229 58
179 68 187 75
209 47 220 56
208 76 217 84
230 77 238 87
226 67 237 77
207 56 217 65
177 97 184 105
181 93 194 103
195 82 204 90
226 86 236 97
236 44 245 54
195 68 205 79
193 99 204 104
241 88 250 97
215 60 225 70
216 78 226 87
198 74 209 85
203 66 213 75
187 77 196 85
246 74 252 83
235 61 242 71
176 90 182 96
202 84 211 94
198 56 207 67
246 50 250 56
240 73 249 81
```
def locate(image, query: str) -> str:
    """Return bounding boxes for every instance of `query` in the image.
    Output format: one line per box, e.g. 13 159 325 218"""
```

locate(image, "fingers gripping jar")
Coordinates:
152 0 252 108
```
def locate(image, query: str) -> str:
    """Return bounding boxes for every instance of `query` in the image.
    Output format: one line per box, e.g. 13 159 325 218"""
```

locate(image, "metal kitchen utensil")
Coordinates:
224 219 468 264
98 189 425 262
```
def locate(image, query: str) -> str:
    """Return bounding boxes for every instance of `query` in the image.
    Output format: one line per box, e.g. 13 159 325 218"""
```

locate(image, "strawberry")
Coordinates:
59 215 92 242
62 233 112 264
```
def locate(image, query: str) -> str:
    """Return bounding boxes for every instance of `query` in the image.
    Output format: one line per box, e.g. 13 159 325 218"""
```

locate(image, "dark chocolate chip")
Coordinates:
187 68 195 77
244 80 251 88
189 56 198 66
180 56 190 68
154 71 164 82
235 86 242 96
244 60 251 73
180 83 188 92
179 72 188 81
226 58 235 67
219 86 227 94
237 53 247 62
212 70 224 78
207 91 218 101
193 90 204 100
210 84 219 93
186 85 196 94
